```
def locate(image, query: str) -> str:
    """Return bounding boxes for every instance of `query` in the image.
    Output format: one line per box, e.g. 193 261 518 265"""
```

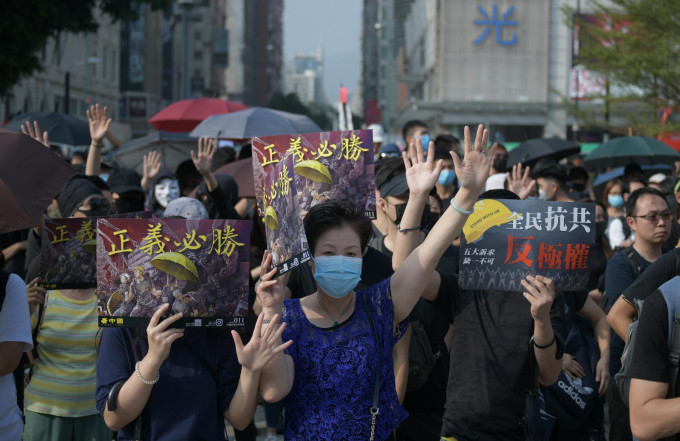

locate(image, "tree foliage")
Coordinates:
0 0 170 97
567 0 680 136
267 92 335 131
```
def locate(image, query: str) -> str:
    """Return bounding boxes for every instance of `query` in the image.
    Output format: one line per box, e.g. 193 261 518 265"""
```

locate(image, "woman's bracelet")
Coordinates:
531 335 555 349
450 198 474 215
135 361 159 385
397 225 420 233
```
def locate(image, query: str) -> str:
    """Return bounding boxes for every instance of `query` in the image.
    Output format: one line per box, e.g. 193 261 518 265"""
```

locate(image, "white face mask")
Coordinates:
154 178 180 208
538 188 548 201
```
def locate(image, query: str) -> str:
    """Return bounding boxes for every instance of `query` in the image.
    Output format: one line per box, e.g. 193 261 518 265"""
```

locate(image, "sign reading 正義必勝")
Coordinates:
458 199 595 291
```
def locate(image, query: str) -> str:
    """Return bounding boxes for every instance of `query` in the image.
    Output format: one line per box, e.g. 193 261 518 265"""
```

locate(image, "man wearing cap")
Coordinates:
106 168 145 215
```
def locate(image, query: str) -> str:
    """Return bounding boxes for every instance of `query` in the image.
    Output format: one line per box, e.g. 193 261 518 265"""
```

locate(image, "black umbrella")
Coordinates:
584 136 680 169
189 107 321 139
3 111 91 146
507 138 580 168
0 129 75 233
115 131 198 175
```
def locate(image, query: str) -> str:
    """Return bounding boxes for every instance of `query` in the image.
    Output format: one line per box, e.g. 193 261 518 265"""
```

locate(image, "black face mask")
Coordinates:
595 220 607 238
492 157 507 172
422 210 440 230
391 203 431 229
78 197 111 217
113 193 145 215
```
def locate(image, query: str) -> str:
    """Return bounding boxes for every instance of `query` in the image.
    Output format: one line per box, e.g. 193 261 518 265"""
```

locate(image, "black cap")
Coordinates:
379 173 408 198
107 168 143 195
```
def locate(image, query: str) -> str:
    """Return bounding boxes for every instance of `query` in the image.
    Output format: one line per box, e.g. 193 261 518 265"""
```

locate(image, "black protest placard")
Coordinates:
459 199 595 291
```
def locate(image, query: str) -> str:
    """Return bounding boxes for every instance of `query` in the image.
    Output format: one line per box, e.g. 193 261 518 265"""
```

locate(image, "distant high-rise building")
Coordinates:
243 0 283 106
286 49 325 104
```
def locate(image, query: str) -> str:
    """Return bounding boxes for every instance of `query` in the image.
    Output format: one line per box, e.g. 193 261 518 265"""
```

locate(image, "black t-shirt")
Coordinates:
401 273 457 413
628 289 680 441
622 248 680 304
586 245 607 292
437 286 565 441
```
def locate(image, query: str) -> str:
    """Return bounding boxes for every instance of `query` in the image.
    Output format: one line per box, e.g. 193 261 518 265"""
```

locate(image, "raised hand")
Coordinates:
145 304 184 365
141 150 162 191
21 120 49 147
521 275 555 323
87 103 112 145
403 138 442 196
506 163 536 200
26 277 47 315
191 137 216 176
255 251 285 314
450 125 496 195
231 313 292 372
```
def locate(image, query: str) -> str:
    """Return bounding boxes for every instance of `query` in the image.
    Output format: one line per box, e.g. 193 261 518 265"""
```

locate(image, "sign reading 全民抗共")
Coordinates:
458 199 595 291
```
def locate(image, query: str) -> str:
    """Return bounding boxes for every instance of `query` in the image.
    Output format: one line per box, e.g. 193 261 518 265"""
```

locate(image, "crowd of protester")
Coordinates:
2 105 680 441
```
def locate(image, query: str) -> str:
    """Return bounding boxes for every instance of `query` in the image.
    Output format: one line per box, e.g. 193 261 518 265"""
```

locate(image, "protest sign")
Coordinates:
39 212 152 290
252 129 376 218
459 199 595 291
96 218 251 328
261 154 310 274
39 217 100 289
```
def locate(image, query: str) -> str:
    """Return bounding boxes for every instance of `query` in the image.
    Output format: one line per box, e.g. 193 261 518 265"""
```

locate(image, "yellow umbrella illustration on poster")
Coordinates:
462 199 522 243
294 159 333 184
264 205 280 230
150 251 199 283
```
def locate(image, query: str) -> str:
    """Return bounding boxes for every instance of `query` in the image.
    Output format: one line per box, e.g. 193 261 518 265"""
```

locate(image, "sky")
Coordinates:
283 0 362 105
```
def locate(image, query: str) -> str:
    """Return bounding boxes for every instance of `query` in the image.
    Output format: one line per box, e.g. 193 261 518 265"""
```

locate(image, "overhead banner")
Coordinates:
459 200 595 291
96 218 251 328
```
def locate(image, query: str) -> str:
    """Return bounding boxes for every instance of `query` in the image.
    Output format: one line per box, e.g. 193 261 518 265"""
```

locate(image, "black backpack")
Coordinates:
599 246 644 313
406 320 437 392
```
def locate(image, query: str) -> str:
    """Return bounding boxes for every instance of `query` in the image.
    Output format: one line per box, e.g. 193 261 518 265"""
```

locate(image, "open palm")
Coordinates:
232 313 292 371
404 138 441 196
451 125 495 194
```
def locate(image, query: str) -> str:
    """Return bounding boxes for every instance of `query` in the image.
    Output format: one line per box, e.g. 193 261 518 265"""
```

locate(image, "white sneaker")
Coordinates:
263 433 281 441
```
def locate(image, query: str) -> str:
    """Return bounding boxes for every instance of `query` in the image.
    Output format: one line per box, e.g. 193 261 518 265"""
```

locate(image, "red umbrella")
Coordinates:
149 98 248 132
0 129 75 233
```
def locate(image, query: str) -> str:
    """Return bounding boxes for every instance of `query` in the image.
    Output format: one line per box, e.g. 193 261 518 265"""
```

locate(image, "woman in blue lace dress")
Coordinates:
256 125 496 441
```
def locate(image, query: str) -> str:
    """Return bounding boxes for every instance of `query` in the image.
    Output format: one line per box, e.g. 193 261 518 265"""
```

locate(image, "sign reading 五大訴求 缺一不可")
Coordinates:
458 199 595 292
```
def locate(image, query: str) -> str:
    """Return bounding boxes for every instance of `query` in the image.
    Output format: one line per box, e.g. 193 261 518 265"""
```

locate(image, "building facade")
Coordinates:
286 50 325 104
362 0 608 144
1 8 121 126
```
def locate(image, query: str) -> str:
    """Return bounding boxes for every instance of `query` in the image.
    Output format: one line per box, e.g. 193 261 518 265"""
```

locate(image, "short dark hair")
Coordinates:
402 120 428 144
304 199 373 255
624 162 643 177
479 189 520 200
533 158 567 188
623 177 647 194
374 157 406 192
568 166 589 182
625 187 669 216
434 134 460 150
71 151 87 161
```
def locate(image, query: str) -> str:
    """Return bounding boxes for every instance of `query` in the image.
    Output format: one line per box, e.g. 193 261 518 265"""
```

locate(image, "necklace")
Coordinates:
317 293 355 328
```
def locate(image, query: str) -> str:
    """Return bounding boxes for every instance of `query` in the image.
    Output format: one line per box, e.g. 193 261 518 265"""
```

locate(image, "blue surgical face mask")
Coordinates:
313 255 362 299
99 173 109 182
420 134 431 151
608 194 624 208
438 169 456 186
